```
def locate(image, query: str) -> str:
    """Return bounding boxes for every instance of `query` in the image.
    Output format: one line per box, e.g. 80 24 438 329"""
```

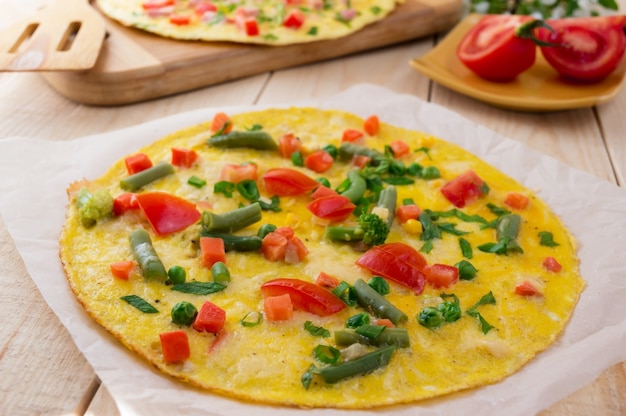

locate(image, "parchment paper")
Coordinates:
1 84 625 416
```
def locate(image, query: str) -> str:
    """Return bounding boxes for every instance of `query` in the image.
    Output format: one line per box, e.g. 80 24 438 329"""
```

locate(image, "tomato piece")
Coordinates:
374 318 395 328
310 184 338 200
424 264 459 288
283 9 305 29
342 128 364 143
234 8 260 37
264 293 294 321
515 280 543 297
457 15 537 82
169 14 191 25
284 235 309 264
135 192 200 236
278 133 302 158
261 231 289 261
304 150 334 173
200 237 226 268
351 154 371 168
356 243 426 294
193 301 226 333
363 115 380 136
260 278 346 316
171 147 198 168
543 256 562 273
159 330 190 363
306 195 355 223
316 271 339 289
536 16 626 82
440 170 488 208
113 192 139 216
110 260 136 280
210 112 233 134
504 192 530 210
396 204 421 224
142 0 174 9
262 168 320 196
219 162 258 183
125 153 153 175
195 2 217 14
389 140 410 158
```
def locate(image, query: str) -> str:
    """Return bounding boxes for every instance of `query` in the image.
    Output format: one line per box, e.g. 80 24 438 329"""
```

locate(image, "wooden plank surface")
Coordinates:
40 0 463 105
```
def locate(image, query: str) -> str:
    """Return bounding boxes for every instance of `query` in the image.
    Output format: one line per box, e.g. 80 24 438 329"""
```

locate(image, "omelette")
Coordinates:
96 0 400 46
60 108 584 408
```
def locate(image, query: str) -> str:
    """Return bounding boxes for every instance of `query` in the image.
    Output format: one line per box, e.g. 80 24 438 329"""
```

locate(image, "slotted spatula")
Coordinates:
0 0 106 71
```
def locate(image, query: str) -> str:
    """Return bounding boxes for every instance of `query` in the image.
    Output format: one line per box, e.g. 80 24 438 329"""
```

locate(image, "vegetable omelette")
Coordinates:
95 0 400 45
60 108 584 409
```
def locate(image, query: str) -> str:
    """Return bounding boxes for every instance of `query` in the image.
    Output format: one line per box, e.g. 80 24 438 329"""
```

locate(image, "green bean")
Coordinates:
376 185 397 229
201 202 262 233
315 345 395 384
334 328 410 348
199 231 262 251
353 279 407 325
338 142 385 165
208 131 278 150
340 170 367 203
211 261 231 284
129 229 168 281
120 162 175 192
324 226 365 242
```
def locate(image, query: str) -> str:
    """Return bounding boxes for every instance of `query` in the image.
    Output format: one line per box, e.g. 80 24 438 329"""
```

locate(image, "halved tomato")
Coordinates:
135 192 201 236
306 195 355 223
424 264 459 288
440 170 488 208
260 278 346 316
262 168 320 196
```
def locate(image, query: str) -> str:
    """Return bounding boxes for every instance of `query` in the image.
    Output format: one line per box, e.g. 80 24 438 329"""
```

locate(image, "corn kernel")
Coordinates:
403 219 422 235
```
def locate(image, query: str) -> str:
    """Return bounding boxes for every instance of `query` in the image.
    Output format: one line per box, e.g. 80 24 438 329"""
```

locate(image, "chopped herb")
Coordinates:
368 276 390 295
304 321 331 338
459 237 473 259
419 211 441 241
370 5 382 14
538 231 559 247
256 195 281 212
121 294 158 313
171 281 226 295
466 291 496 334
437 222 469 236
291 150 304 166
301 364 317 389
245 123 263 131
214 180 236 197
307 26 318 35
455 260 478 280
187 175 206 188
420 239 434 253
487 203 511 217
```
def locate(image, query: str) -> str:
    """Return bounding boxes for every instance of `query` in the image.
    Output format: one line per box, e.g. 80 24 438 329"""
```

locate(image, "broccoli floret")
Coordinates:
76 187 114 228
325 212 390 247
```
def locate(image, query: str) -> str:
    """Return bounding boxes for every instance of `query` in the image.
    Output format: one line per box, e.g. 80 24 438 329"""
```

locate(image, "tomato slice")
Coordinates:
424 264 459 288
306 195 355 223
457 15 537 82
356 243 426 294
304 150 334 173
278 133 302 158
536 15 626 82
440 170 488 208
135 192 201 236
262 168 320 196
260 278 346 316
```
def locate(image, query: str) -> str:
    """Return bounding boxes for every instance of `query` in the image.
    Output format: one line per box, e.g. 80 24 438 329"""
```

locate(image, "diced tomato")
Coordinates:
515 280 543 297
351 154 371 168
219 162 258 183
262 168 320 196
110 260 136 280
169 14 191 25
171 147 198 168
261 231 288 261
374 318 395 328
278 133 302 158
342 129 364 143
304 150 334 173
284 235 309 264
504 192 530 210
200 236 226 268
142 0 174 9
260 278 346 316
543 256 562 273
159 330 190 363
356 242 427 294
113 192 139 216
363 115 380 136
424 264 459 288
210 112 233 134
234 9 260 36
124 153 153 175
283 9 305 29
274 226 295 239
306 195 355 223
310 184 338 200
390 140 410 158
194 2 217 14
396 204 421 224
135 192 201 236
193 301 226 333
264 293 294 321
440 170 488 208
316 271 339 289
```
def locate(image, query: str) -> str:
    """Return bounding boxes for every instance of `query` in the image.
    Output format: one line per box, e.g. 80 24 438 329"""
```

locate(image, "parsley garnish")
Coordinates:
121 295 159 314
171 281 226 295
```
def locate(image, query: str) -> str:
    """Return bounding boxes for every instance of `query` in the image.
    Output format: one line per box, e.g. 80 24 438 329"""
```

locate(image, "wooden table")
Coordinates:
1 1 625 414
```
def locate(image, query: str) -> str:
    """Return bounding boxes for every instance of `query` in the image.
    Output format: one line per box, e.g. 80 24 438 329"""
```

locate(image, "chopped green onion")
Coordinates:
240 311 262 327
304 321 330 338
538 231 559 247
354 324 385 339
236 180 260 200
187 175 206 188
459 237 473 259
368 276 390 295
345 313 370 328
214 180 236 197
313 345 341 364
332 281 358 306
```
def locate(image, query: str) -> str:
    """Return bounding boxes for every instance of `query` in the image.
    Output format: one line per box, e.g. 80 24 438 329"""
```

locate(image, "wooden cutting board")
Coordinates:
41 0 463 106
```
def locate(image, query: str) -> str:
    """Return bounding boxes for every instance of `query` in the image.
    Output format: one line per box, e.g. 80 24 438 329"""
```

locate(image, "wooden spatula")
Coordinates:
0 0 106 71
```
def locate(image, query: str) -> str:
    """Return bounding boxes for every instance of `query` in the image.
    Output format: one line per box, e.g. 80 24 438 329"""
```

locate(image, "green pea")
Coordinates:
167 265 186 285
171 301 198 326
417 307 444 329
422 166 441 180
438 301 462 323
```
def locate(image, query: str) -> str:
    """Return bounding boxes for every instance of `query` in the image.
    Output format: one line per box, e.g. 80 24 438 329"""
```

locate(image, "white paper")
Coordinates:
1 84 625 416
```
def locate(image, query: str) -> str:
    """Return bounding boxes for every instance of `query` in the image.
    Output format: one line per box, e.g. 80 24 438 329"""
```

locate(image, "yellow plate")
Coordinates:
410 14 626 112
